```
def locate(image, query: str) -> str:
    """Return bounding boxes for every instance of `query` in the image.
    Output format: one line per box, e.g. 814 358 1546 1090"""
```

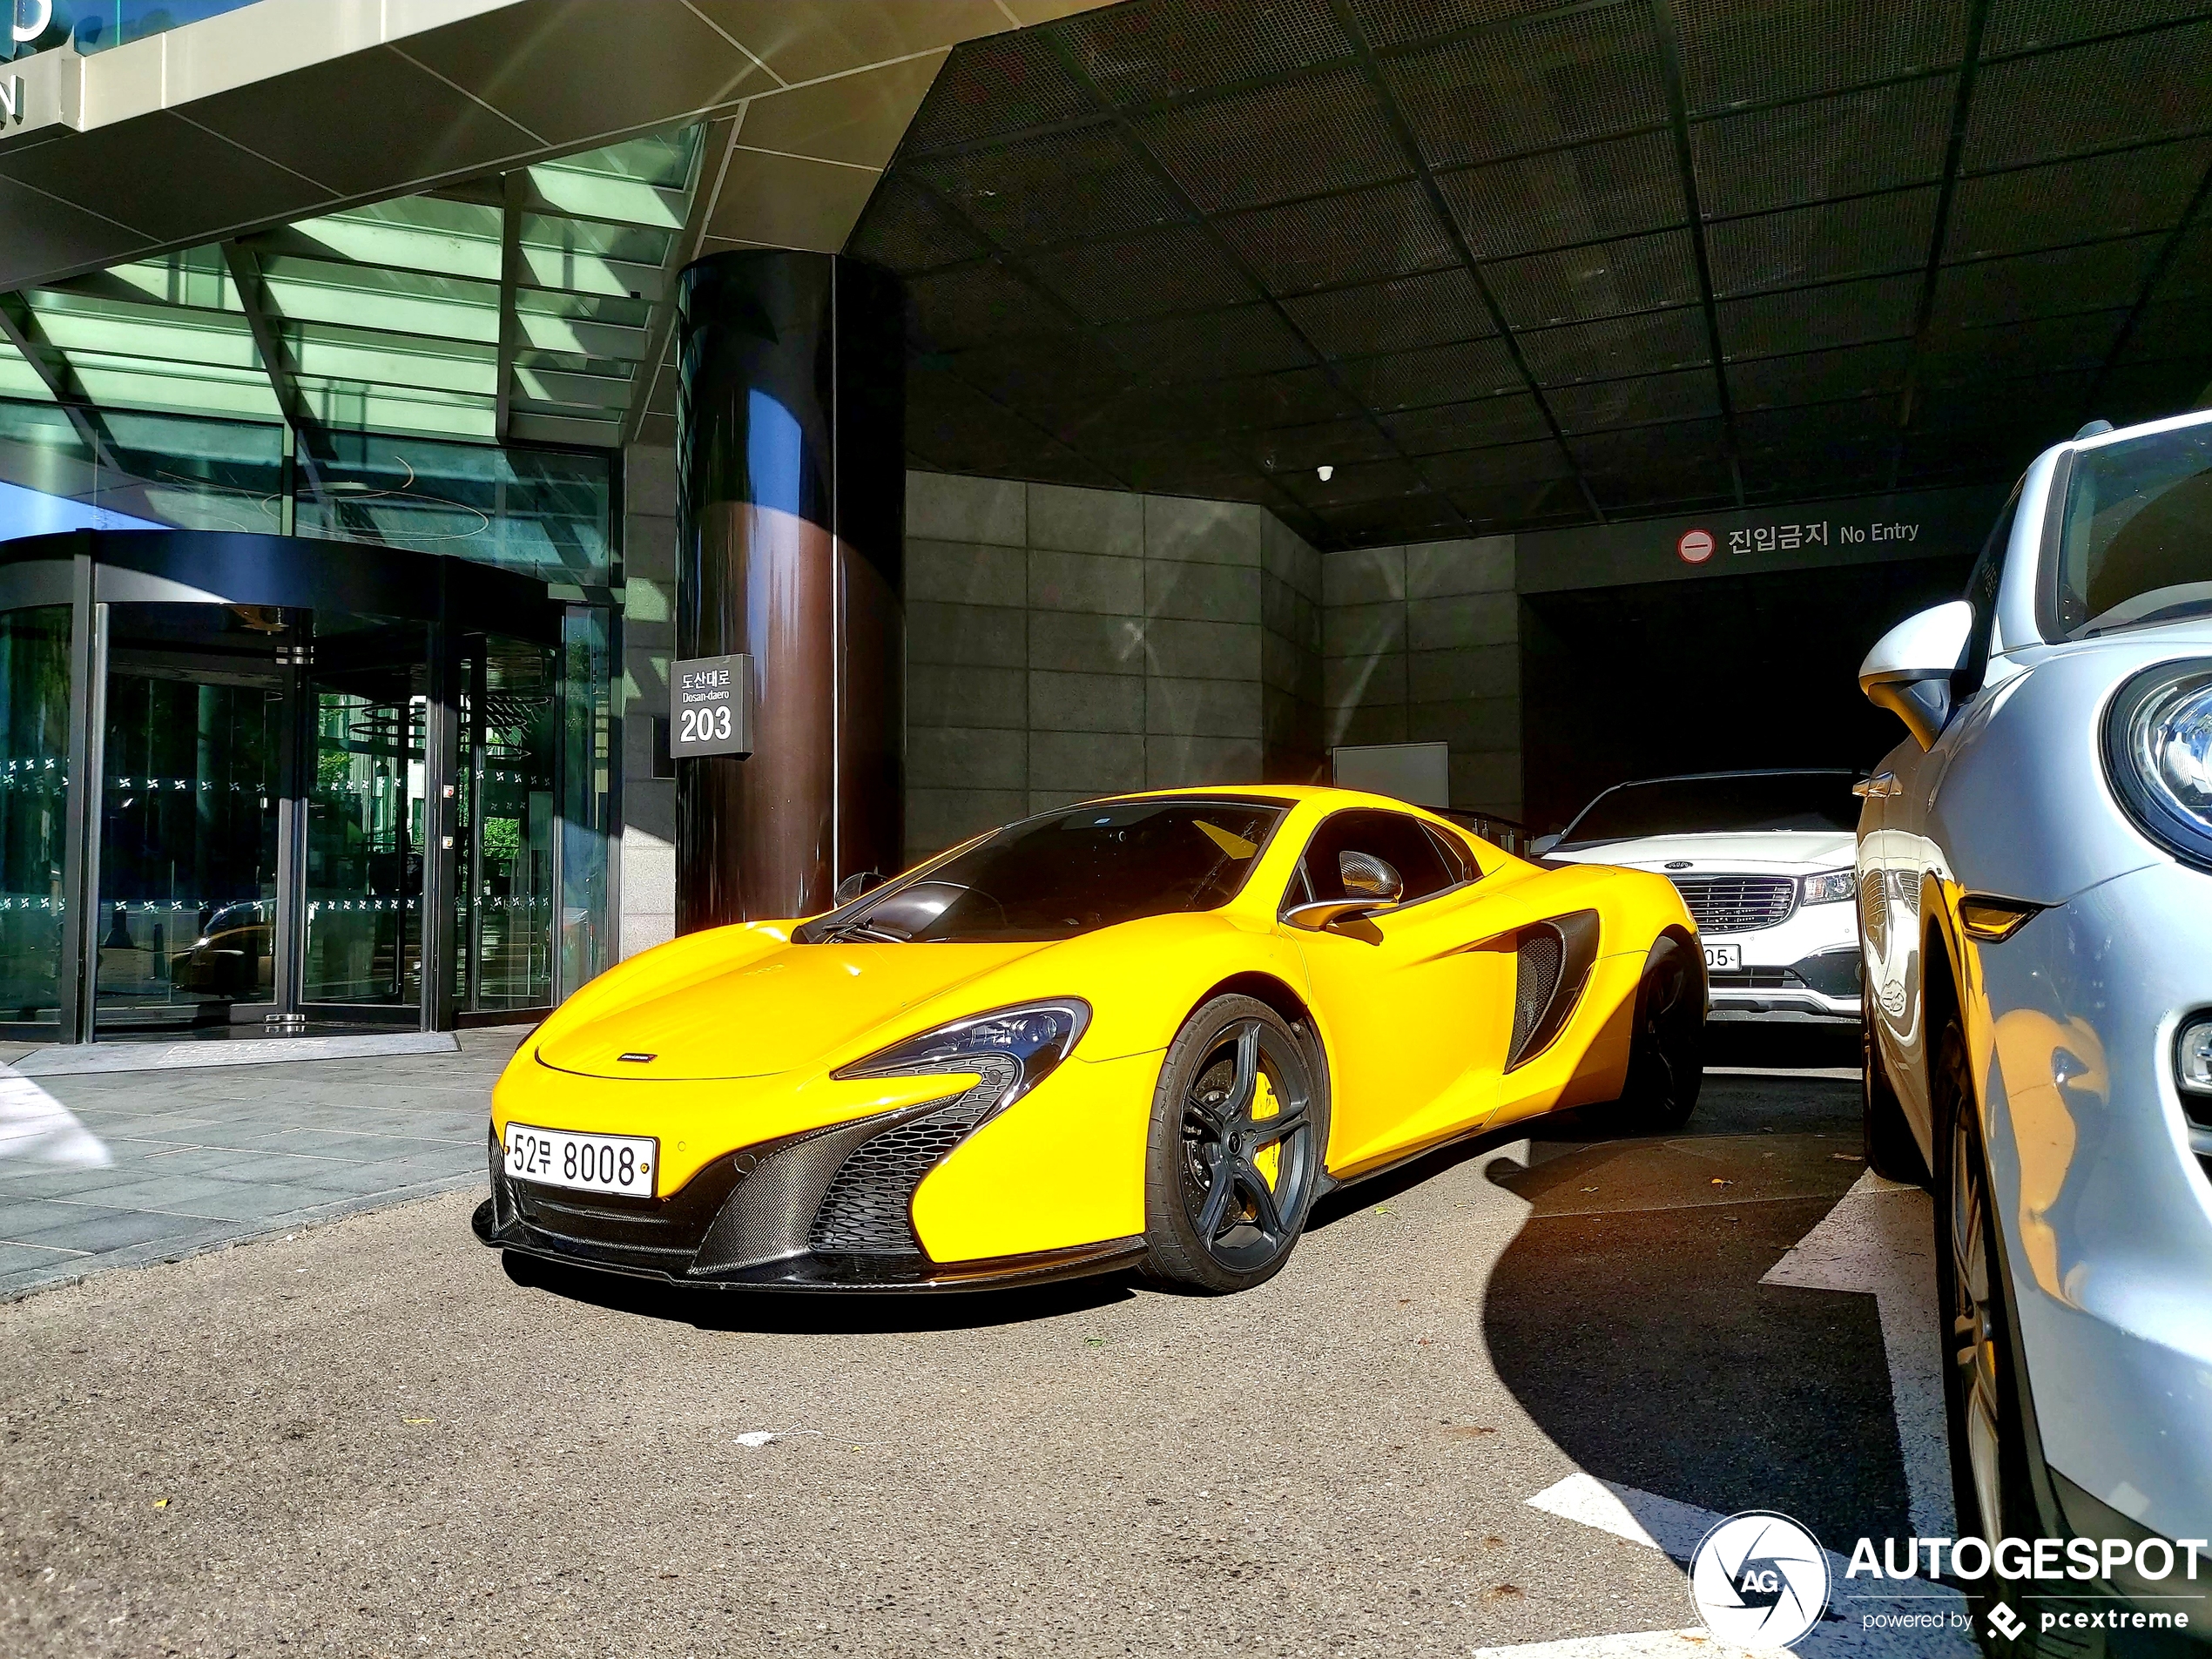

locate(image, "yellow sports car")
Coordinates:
474 786 1703 1294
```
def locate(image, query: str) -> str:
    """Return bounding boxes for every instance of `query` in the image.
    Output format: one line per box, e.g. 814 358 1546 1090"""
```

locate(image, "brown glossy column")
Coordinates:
675 251 904 931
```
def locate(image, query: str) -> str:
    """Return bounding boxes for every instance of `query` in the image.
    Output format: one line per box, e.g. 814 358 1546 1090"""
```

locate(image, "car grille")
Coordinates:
808 1064 1014 1255
1669 874 1797 934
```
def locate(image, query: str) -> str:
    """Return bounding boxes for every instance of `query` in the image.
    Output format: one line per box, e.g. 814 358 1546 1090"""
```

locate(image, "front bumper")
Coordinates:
471 1109 1145 1293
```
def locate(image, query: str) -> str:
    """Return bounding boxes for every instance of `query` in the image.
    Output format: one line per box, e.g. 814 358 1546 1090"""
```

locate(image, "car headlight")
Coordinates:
1801 869 1856 905
2176 1015 2212 1096
832 1001 1089 1123
2105 662 2212 870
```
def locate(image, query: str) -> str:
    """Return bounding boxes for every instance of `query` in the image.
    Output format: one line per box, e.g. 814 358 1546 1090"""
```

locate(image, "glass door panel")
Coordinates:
303 618 428 1013
94 604 287 1035
0 606 73 1035
457 634 556 1012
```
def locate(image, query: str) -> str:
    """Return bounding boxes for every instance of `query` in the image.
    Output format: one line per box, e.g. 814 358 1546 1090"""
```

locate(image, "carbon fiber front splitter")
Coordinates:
472 1198 1145 1293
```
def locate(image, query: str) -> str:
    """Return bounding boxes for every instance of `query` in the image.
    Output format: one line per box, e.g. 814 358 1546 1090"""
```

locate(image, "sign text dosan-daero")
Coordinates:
668 652 754 759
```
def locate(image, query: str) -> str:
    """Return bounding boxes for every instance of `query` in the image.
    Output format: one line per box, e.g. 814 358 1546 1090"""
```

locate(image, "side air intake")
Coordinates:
1507 910 1602 1071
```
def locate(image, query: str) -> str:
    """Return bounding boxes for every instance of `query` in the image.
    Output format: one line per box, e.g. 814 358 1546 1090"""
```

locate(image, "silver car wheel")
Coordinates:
1949 1103 2005 1542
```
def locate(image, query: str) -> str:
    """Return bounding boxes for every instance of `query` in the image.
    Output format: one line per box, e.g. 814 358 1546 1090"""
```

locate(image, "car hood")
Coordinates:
1548 830 1857 876
536 938 1054 1081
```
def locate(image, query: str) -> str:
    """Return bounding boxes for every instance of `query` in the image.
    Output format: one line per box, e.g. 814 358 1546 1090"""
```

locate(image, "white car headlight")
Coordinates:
832 1001 1090 1122
1800 869 1856 905
2106 662 2212 868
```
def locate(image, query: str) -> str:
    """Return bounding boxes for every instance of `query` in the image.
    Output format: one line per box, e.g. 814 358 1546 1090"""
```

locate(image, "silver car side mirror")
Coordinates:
1529 833 1561 855
1339 851 1403 901
1859 599 1974 751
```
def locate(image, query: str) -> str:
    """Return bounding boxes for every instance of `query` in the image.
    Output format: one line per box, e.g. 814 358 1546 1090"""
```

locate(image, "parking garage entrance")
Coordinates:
0 531 613 1044
1514 486 2005 833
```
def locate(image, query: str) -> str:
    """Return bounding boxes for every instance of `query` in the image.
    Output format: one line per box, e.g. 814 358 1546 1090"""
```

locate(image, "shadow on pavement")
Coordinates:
1479 1023 1910 1548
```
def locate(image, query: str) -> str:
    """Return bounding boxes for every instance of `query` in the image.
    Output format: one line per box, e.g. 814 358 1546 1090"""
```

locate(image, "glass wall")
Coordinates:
559 606 613 997
297 433 612 584
457 635 557 1012
94 604 288 1035
0 607 71 1035
303 619 428 1009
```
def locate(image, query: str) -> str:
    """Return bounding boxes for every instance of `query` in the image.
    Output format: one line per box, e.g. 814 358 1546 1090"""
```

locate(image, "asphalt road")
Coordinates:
0 1029 1910 1658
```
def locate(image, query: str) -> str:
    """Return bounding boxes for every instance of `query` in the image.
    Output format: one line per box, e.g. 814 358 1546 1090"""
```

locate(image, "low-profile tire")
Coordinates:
1935 1019 2060 1655
1863 994 1930 1185
1608 934 1703 1133
1142 995 1327 1295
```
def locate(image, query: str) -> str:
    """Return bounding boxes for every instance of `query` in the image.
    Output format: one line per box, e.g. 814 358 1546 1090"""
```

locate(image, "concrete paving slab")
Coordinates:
11 1031 461 1076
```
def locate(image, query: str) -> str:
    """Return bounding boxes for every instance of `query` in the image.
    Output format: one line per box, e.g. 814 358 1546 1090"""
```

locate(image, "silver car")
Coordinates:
1857 408 2212 1637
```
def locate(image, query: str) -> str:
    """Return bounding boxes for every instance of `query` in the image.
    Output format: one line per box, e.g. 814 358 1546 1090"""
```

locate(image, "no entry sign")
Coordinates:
1677 528 1715 563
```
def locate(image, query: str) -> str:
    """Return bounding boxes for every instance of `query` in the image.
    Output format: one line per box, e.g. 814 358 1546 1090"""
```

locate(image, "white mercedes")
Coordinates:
1534 770 1863 1024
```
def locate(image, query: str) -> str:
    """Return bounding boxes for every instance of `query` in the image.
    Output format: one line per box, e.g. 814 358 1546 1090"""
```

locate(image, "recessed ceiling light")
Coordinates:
1316 464 1334 482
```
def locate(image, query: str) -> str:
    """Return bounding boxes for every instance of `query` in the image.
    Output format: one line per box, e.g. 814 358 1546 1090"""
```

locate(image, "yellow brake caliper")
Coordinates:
1251 1070 1281 1189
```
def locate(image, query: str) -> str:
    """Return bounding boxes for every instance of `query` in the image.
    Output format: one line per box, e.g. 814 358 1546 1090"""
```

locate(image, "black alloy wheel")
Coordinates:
1609 934 1703 1132
1863 993 1930 1184
1142 995 1326 1294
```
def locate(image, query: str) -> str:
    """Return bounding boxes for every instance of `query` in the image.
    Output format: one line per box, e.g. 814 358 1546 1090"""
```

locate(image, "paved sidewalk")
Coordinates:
0 1028 521 1300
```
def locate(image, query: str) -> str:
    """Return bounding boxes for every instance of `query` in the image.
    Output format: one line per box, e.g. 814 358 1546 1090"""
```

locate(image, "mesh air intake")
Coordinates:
1511 929 1565 1062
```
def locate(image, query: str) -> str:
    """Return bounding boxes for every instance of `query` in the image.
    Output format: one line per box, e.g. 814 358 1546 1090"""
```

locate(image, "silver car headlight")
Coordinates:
2105 661 2212 870
831 1001 1090 1123
1800 868 1856 905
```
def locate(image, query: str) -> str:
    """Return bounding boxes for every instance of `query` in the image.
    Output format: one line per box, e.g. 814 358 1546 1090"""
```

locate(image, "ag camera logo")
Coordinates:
1689 1510 1832 1648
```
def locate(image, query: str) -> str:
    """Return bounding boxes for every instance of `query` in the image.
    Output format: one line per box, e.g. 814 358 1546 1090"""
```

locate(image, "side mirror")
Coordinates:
1339 850 1402 901
833 870 882 906
1529 833 1560 856
1859 600 1973 751
1283 898 1396 933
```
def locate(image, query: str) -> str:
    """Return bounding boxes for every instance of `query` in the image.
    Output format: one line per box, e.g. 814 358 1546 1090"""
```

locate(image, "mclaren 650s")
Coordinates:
475 786 1703 1295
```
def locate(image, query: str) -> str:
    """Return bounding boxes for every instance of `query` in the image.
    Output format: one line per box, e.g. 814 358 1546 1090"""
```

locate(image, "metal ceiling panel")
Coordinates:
1025 225 1261 322
1545 368 1722 434
1058 0 1350 104
907 262 1078 349
912 125 1186 248
1517 307 1712 384
846 179 992 275
1481 228 1702 328
1379 394 1555 453
1946 139 2212 260
900 26 1097 151
1102 305 1318 381
1962 20 2212 172
1705 186 1939 298
1674 0 1969 112
1417 437 1579 489
1280 267 1497 359
1726 340 1915 409
1716 273 1920 359
1334 338 1524 411
1689 77 1957 217
1215 179 1459 293
1929 235 2168 327
1379 4 1669 171
1983 0 2212 57
1134 68 1407 213
1439 130 1688 260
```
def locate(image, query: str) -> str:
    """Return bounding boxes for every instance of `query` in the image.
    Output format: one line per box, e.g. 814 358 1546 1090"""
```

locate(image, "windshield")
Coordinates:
2055 422 2212 637
1561 773 1858 845
812 799 1287 943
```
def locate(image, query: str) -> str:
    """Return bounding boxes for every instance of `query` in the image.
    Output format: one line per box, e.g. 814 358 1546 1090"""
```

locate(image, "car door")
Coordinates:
1281 809 1513 1174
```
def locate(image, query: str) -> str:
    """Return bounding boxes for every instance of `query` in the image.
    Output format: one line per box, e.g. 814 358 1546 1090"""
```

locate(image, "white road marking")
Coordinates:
1759 1170 1954 1539
0 1069 111 1169
1523 1473 1973 1658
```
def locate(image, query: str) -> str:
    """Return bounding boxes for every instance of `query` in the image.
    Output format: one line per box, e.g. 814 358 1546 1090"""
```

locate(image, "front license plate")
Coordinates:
1703 943 1741 972
502 1123 658 1197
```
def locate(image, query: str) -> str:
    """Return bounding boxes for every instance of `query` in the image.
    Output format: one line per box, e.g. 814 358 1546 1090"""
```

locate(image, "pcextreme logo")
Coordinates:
1689 1511 1832 1648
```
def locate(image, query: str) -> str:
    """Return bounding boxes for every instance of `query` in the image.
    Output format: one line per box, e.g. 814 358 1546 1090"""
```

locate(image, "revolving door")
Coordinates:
0 530 612 1043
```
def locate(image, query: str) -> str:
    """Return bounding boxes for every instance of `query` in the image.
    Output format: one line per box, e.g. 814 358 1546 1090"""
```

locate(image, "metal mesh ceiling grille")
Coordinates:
846 0 2212 548
1946 139 2212 260
1674 0 1970 111
1440 131 1688 260
1689 78 1958 217
1380 6 1669 170
1705 187 1940 298
1135 69 1406 212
